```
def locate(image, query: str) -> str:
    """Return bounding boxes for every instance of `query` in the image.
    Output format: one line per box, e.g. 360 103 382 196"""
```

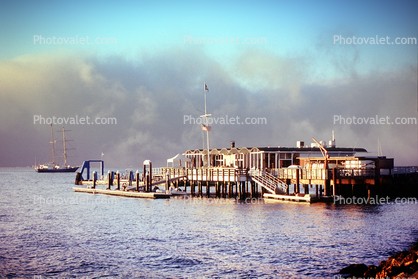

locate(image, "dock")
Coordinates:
264 193 334 203
72 187 171 199
72 138 418 202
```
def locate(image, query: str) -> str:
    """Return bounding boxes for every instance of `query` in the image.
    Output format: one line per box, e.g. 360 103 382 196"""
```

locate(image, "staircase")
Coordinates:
248 169 288 195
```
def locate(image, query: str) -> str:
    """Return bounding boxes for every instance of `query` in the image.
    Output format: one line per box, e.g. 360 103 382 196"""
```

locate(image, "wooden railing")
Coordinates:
271 168 328 180
248 169 287 194
156 166 417 182
336 168 375 178
160 167 239 182
393 166 418 174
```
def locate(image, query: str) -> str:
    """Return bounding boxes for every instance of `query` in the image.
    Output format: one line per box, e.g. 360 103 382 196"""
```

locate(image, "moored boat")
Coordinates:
34 124 80 173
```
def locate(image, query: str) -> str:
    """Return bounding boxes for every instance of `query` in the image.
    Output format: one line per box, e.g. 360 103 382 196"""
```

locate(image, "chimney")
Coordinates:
231 141 235 148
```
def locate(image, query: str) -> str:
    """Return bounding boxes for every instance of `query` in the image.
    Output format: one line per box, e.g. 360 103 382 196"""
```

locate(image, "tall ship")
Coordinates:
35 125 80 173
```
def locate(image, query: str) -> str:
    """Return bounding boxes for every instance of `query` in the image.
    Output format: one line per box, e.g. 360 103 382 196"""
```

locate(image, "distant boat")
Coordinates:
34 124 80 173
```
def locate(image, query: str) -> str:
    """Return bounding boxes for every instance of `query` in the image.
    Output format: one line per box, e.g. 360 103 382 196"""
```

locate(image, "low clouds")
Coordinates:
0 48 416 167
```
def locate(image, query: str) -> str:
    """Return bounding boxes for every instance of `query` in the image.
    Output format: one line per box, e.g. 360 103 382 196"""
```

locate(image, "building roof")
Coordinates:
184 146 367 155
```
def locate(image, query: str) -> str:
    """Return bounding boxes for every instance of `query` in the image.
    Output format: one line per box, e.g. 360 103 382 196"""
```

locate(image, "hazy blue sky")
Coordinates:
0 0 417 167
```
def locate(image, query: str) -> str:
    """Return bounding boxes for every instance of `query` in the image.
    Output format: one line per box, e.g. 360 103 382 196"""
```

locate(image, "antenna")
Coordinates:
378 137 383 157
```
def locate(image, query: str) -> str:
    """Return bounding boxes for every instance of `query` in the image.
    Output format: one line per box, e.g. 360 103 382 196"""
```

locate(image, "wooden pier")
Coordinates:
73 157 417 202
72 187 171 199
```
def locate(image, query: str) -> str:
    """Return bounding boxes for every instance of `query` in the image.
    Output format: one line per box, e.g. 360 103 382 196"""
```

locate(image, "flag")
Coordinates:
101 153 104 157
205 83 209 91
201 124 211 131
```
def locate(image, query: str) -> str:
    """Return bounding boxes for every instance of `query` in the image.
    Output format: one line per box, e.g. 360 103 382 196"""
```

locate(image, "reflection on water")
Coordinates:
0 168 417 278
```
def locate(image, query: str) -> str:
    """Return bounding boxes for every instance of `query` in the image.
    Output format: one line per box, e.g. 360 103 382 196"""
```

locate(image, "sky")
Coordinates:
0 0 417 168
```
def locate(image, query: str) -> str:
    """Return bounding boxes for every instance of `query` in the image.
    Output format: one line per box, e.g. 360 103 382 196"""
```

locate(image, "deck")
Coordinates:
72 187 171 199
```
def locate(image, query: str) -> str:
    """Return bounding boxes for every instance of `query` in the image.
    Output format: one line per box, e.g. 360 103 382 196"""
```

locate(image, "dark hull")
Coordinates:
35 167 79 173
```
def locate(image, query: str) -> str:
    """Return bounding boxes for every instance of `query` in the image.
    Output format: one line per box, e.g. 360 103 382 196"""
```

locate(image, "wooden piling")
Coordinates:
93 171 97 189
198 181 202 197
75 172 82 185
251 181 255 198
149 162 152 191
107 171 113 190
116 172 120 190
143 164 146 191
206 181 210 198
136 172 140 191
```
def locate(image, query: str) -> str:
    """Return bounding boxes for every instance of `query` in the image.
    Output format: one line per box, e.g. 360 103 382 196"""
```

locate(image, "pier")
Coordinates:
73 139 418 202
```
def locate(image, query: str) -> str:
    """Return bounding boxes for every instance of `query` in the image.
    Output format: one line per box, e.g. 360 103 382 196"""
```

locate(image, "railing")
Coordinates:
273 168 328 180
264 171 288 192
336 168 375 178
152 167 163 176
393 166 418 174
273 168 380 180
248 169 287 194
161 167 238 182
157 166 416 182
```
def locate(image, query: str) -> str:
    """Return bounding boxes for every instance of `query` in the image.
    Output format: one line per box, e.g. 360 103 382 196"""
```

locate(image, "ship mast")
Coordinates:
62 127 67 168
59 127 75 168
50 124 56 166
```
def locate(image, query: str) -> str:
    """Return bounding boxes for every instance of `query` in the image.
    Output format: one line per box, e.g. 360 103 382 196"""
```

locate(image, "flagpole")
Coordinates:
204 81 210 169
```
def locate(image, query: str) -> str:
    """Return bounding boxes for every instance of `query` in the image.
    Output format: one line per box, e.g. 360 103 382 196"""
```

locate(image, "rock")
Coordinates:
363 265 378 278
404 260 418 275
379 260 387 268
339 263 368 277
396 271 412 278
389 251 409 267
402 252 418 265
409 243 418 255
340 240 418 279
385 265 402 277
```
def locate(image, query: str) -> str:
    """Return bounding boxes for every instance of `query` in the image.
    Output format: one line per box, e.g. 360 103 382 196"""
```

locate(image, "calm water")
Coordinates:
1 168 418 278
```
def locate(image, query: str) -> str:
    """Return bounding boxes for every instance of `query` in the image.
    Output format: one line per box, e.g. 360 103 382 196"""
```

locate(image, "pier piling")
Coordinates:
93 171 97 189
116 171 120 190
206 181 210 198
75 172 82 185
107 171 113 190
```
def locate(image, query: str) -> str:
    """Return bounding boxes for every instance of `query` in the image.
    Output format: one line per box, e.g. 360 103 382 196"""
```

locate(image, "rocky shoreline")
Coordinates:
339 240 418 278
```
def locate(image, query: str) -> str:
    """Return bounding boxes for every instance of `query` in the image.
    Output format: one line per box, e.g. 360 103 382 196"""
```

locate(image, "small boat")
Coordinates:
34 124 80 173
169 186 190 196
